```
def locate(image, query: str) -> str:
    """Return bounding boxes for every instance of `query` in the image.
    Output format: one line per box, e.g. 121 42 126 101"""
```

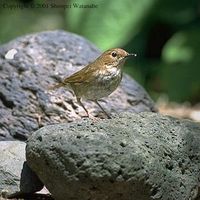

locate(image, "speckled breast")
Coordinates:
81 69 122 100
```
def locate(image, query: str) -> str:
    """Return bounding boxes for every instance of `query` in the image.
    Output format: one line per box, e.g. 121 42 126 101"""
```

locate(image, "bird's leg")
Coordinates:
94 100 111 119
77 97 90 118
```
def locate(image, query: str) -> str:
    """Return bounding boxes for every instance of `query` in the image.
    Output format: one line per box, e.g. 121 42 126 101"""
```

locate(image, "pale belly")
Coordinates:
73 71 122 100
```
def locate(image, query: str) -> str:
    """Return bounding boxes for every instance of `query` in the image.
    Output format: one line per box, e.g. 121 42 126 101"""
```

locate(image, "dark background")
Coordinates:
0 0 200 105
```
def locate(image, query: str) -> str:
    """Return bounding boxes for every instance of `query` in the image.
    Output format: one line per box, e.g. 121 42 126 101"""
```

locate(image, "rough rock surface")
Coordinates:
0 141 25 194
0 30 156 141
26 112 200 200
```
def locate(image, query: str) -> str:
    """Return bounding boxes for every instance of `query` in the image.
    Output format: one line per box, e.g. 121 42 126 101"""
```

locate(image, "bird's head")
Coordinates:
98 48 137 68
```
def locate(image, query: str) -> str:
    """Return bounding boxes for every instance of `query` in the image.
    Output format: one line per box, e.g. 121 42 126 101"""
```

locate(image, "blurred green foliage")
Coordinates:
0 0 199 103
0 0 65 43
161 28 200 102
66 0 155 49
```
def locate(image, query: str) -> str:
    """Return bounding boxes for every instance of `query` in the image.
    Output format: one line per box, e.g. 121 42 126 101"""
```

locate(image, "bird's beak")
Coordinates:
125 53 137 58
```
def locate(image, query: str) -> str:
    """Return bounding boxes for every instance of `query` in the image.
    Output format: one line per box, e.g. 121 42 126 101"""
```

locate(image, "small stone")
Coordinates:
1 189 9 198
0 141 26 193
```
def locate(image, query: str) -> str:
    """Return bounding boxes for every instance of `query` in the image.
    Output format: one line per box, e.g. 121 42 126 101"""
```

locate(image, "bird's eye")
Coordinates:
111 52 117 57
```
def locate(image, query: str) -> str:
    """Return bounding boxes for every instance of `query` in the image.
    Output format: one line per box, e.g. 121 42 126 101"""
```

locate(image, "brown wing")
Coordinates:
48 61 99 90
63 62 97 84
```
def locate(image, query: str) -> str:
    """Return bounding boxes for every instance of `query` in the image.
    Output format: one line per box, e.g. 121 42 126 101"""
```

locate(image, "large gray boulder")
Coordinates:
26 112 200 200
0 30 156 141
0 141 25 194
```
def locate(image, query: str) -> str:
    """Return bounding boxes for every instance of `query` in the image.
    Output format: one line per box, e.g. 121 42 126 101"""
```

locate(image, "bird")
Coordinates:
49 48 136 118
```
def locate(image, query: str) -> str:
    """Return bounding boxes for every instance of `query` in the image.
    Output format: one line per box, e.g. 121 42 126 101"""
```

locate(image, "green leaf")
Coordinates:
161 28 200 102
0 1 65 44
152 0 198 26
66 0 156 50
